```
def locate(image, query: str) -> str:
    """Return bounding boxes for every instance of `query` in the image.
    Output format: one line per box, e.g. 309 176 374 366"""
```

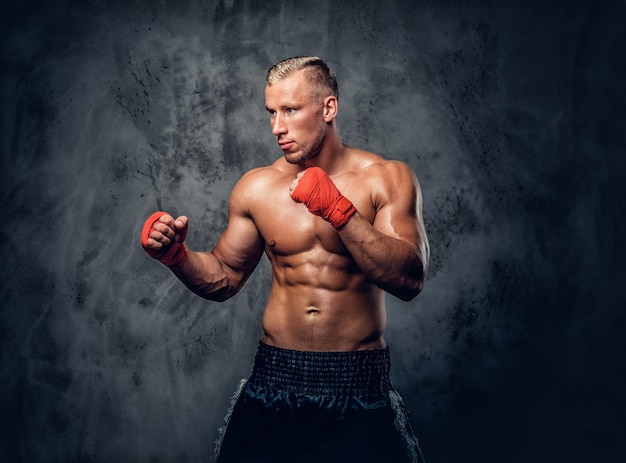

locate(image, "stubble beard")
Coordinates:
285 149 318 165
284 131 325 166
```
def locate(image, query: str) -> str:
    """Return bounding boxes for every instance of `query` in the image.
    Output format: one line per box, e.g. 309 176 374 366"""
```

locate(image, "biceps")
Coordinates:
212 214 264 277
372 174 421 239
373 204 422 246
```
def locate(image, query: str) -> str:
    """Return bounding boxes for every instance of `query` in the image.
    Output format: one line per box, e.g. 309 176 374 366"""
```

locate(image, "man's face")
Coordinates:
265 70 327 165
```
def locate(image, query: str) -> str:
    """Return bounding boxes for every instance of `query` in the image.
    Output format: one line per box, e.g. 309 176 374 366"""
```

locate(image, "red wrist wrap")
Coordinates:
140 211 188 267
291 167 357 230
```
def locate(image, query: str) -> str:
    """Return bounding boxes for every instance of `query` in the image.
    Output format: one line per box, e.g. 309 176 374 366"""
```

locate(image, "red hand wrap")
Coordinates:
291 167 357 230
140 211 188 267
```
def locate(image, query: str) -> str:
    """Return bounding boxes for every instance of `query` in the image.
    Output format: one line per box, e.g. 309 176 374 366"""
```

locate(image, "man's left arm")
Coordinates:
291 162 429 301
338 161 430 301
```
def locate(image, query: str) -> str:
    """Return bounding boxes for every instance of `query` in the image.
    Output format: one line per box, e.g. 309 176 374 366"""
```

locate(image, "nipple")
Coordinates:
269 239 276 247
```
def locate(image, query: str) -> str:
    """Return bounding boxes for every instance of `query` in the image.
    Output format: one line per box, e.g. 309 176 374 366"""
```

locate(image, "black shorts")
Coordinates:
214 342 425 463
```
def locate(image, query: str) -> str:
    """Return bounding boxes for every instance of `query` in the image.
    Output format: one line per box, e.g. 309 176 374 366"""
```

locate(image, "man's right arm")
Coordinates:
170 212 264 301
141 173 265 302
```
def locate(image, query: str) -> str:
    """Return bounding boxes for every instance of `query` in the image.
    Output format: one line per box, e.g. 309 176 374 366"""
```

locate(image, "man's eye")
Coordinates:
286 108 296 114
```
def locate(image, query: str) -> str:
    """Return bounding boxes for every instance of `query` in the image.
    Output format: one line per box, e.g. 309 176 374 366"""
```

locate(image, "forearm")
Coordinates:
339 213 427 301
169 250 240 302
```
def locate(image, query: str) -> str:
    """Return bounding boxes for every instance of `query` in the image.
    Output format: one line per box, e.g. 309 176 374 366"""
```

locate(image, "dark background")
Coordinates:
1 0 624 462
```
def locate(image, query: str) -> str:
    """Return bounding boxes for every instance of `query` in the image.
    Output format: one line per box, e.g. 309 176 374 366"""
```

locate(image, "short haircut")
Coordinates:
266 56 339 100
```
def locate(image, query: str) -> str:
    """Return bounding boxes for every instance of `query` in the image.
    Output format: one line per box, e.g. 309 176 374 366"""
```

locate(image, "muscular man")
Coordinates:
141 56 429 462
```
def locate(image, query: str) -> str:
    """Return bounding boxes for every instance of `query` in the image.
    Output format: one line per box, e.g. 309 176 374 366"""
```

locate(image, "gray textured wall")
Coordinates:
1 0 624 462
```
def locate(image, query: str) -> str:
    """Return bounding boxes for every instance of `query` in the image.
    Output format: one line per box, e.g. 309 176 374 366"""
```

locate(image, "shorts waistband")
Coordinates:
249 342 393 398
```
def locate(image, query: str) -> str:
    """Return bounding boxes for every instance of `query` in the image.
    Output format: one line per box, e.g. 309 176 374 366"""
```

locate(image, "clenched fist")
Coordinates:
140 211 189 267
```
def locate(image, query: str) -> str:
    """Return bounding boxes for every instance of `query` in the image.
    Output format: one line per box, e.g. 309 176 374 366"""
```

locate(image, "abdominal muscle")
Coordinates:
261 250 387 352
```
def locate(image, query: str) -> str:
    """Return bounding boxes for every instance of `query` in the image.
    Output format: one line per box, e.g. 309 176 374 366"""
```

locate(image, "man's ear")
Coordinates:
322 96 338 122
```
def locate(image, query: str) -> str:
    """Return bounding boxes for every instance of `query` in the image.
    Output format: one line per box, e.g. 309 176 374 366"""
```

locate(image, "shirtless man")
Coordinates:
141 56 429 462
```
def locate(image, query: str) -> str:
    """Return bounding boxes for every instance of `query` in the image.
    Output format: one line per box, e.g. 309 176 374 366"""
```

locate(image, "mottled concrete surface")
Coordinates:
1 0 624 462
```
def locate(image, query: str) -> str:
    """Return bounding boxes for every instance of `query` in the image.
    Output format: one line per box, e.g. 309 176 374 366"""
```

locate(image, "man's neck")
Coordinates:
303 133 348 176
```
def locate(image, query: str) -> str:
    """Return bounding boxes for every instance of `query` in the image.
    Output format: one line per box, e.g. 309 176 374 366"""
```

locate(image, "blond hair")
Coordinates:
266 56 338 100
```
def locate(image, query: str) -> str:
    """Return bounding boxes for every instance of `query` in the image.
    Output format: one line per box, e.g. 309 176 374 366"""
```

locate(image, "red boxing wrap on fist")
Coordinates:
140 211 188 267
291 167 357 230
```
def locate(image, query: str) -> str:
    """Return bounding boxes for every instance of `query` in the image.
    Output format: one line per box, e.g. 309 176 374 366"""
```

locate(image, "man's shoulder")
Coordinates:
232 159 293 195
347 146 416 179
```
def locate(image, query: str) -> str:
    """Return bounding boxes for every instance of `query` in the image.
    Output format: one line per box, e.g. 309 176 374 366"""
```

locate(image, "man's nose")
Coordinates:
271 115 286 135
